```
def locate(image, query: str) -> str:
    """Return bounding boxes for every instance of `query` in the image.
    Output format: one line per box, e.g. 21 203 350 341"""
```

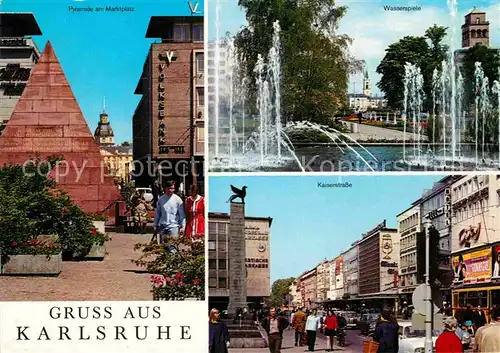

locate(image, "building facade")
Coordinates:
462 8 490 48
133 15 204 191
0 13 41 132
94 106 115 146
343 242 359 298
99 144 133 183
397 205 421 302
450 175 500 312
358 220 399 306
326 259 336 300
300 269 317 309
208 212 272 310
289 279 301 307
316 260 330 302
347 71 387 111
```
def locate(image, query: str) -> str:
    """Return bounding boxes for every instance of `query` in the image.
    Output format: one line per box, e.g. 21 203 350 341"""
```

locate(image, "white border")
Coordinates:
203 0 209 307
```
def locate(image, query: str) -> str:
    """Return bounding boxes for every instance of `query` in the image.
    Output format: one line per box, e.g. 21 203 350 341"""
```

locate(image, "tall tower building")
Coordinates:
362 70 371 97
94 98 115 146
462 7 490 48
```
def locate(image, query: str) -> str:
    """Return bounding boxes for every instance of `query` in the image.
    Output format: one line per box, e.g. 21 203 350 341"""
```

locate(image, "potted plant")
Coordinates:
85 228 111 260
89 213 108 234
1 238 62 276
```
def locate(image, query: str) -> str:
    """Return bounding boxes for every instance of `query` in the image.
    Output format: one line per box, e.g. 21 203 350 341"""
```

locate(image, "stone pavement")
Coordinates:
0 233 153 301
346 122 421 141
229 328 358 353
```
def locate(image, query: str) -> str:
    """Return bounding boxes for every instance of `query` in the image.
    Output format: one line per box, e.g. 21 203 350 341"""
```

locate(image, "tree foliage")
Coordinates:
269 277 295 307
0 157 107 259
460 45 500 108
376 25 448 109
234 0 362 124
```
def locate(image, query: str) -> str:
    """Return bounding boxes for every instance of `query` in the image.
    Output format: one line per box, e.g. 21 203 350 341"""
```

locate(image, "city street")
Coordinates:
229 327 365 353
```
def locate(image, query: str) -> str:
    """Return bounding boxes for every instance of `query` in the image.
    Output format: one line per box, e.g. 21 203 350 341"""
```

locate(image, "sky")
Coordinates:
209 174 443 283
0 0 204 143
208 0 500 96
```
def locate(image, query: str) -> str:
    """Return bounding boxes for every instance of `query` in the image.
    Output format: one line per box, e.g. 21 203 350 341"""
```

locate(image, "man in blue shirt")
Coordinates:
153 180 186 243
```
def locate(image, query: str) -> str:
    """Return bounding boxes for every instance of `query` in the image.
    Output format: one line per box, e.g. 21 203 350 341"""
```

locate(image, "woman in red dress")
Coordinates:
185 184 205 240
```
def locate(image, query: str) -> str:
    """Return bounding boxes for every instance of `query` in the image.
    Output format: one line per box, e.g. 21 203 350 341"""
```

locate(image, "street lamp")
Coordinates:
423 217 432 353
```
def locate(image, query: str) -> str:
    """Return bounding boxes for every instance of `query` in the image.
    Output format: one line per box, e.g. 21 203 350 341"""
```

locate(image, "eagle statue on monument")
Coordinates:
227 185 247 203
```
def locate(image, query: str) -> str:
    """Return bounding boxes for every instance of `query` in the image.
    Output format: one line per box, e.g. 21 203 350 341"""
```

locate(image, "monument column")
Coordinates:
227 202 247 316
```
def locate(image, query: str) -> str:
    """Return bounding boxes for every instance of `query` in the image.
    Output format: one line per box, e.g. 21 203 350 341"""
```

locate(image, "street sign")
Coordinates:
412 284 440 314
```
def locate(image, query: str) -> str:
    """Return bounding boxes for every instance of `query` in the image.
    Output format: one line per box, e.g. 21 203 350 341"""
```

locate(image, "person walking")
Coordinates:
185 184 205 241
373 310 399 353
153 180 186 244
305 309 321 352
323 310 338 352
474 306 500 352
209 308 230 353
292 307 306 347
261 307 289 353
464 303 475 334
436 317 463 353
475 305 487 330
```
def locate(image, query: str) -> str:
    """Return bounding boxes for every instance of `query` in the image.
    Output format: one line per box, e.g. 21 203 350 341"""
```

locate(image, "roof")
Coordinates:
417 175 463 203
208 211 273 226
469 7 485 14
145 15 203 38
94 122 114 137
0 13 42 36
100 145 133 155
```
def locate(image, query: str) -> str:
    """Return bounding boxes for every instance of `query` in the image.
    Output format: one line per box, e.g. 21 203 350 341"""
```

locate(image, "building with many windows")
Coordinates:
397 205 421 303
208 212 272 310
300 269 317 309
132 15 204 191
357 220 400 308
0 13 41 132
343 241 359 298
316 260 330 302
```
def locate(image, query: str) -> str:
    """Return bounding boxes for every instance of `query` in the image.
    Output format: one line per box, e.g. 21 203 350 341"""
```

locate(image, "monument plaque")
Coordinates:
227 193 248 316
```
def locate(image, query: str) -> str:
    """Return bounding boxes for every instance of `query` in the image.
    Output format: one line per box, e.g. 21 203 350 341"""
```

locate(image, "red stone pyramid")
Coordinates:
0 41 120 214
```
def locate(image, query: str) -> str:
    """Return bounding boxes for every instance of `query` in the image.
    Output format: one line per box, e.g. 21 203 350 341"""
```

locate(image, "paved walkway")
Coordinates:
229 328 359 353
0 233 153 301
346 122 422 141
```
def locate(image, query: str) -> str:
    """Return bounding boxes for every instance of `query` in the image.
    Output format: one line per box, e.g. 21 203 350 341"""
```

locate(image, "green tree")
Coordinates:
460 44 500 108
376 25 448 110
235 0 362 125
269 277 295 307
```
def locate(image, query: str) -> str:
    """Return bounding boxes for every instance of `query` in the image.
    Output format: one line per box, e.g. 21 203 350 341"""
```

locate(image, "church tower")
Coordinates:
462 7 490 48
363 70 371 97
94 97 115 146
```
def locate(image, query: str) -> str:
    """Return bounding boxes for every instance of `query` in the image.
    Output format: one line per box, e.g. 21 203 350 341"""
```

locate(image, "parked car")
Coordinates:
343 311 358 329
357 313 380 335
134 187 154 203
398 322 440 353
